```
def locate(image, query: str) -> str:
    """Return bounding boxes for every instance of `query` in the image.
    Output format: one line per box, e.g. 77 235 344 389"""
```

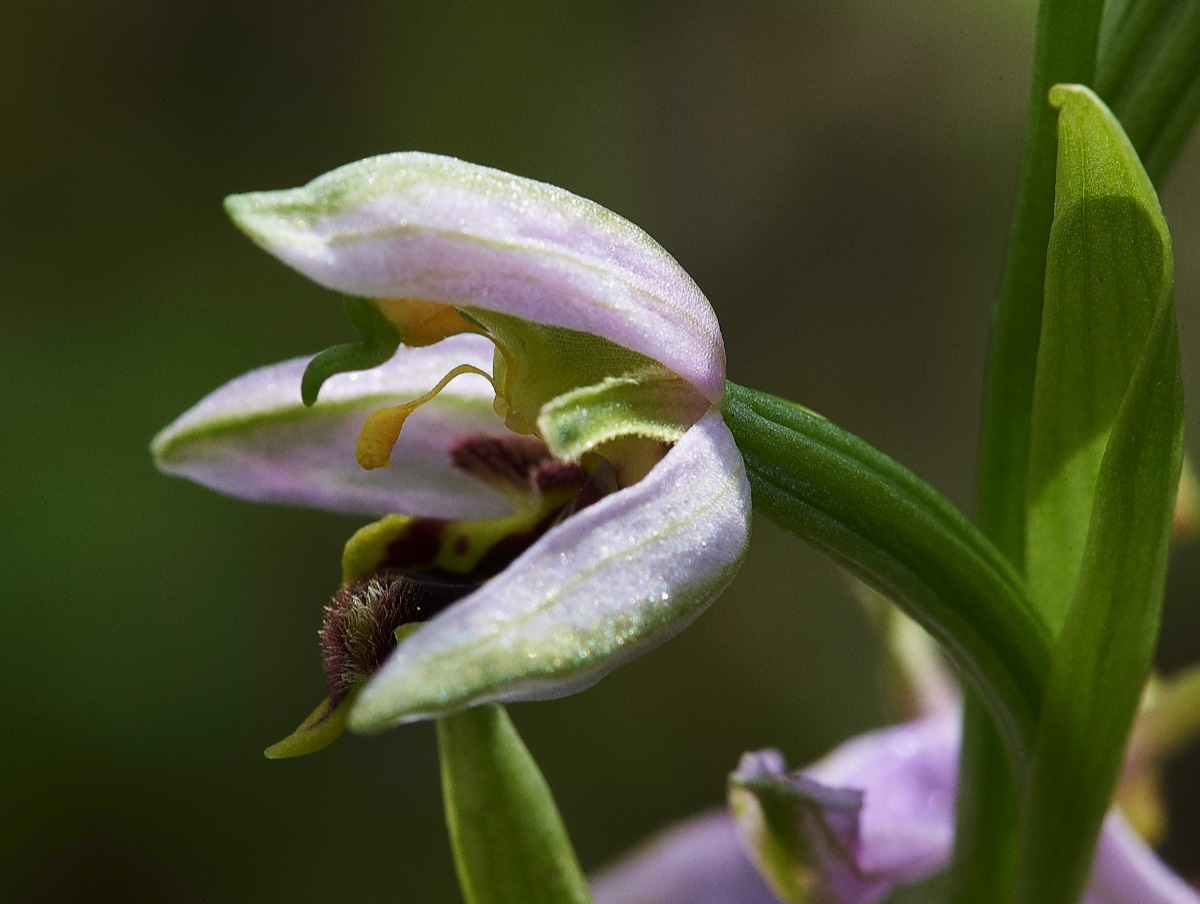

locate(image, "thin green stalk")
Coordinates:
438 704 592 904
1096 0 1174 92
976 0 1105 569
959 0 1105 900
1105 1 1200 166
1144 63 1200 181
950 705 1020 903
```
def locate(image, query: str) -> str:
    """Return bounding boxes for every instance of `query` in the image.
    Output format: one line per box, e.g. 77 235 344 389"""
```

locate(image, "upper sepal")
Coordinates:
224 152 726 403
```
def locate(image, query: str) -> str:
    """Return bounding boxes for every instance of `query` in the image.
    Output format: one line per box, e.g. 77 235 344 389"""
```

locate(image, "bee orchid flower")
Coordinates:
153 153 751 754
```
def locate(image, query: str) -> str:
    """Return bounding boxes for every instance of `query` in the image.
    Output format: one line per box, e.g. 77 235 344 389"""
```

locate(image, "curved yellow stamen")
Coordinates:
356 364 497 470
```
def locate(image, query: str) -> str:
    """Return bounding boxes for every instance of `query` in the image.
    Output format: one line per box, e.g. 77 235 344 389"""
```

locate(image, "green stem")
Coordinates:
960 0 1104 899
1143 61 1200 182
949 699 1019 902
722 383 1050 767
1097 0 1200 183
1096 0 1173 96
437 704 592 904
1110 3 1200 164
976 0 1104 567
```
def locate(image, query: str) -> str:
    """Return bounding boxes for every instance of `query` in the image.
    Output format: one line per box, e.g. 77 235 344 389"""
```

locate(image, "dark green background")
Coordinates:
5 1 1199 900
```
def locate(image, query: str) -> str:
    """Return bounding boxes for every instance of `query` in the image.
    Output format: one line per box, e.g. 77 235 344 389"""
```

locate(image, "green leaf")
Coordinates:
437 705 592 904
1097 0 1200 183
1024 86 1169 633
721 383 1051 768
1014 84 1183 904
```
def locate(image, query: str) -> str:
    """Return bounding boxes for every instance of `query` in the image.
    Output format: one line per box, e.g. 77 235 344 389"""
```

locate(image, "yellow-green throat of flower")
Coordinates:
303 296 712 481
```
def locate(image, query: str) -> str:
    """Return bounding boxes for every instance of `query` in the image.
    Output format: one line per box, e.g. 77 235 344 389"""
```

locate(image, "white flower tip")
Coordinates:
223 190 324 260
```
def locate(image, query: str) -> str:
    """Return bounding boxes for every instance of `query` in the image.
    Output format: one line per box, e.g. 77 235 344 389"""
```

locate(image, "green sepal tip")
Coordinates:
264 689 359 759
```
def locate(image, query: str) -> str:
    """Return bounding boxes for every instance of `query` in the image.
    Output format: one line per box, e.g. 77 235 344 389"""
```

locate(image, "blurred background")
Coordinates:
4 0 1199 900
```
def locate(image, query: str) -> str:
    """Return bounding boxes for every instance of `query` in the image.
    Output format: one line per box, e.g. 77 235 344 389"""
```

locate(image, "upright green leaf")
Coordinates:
1024 85 1168 633
438 705 592 904
1015 84 1183 904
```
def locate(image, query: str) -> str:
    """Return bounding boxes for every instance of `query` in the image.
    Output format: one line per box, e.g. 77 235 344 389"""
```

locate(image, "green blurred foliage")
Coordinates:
3 0 1198 899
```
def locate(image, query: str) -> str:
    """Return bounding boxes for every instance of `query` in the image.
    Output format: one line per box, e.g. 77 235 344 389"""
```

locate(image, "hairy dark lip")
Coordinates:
319 572 475 705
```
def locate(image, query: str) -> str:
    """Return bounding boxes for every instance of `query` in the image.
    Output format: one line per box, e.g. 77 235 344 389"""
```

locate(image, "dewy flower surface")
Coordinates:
153 153 751 751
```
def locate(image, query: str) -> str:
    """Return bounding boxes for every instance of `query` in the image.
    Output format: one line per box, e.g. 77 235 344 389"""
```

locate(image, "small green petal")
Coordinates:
300 298 401 406
394 622 423 644
264 690 359 759
537 370 710 463
728 753 864 904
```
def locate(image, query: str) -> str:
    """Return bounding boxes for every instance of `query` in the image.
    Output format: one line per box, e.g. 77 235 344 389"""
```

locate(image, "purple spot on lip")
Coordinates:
451 433 556 489
382 518 446 570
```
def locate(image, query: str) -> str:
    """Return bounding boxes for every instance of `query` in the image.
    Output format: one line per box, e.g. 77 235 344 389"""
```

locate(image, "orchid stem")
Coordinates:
961 0 1105 899
722 383 1051 771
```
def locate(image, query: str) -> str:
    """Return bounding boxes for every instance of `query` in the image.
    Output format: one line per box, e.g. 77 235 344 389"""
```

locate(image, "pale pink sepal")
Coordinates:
1086 815 1200 904
590 811 781 904
151 335 513 519
224 153 726 403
